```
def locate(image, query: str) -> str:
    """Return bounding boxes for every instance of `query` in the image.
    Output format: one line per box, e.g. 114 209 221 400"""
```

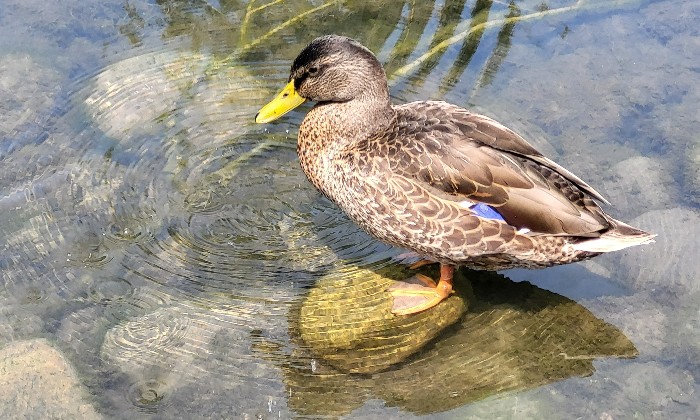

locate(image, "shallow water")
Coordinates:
1 0 698 418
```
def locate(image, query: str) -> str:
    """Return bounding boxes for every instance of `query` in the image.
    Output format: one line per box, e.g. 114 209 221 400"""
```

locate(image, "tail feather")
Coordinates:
572 219 656 253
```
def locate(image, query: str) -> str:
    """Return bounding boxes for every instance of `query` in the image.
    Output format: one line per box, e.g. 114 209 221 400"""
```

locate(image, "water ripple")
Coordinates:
5 39 425 415
126 379 170 414
87 277 135 304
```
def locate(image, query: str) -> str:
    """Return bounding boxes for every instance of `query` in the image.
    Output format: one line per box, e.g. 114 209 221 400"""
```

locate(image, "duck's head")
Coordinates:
255 35 388 124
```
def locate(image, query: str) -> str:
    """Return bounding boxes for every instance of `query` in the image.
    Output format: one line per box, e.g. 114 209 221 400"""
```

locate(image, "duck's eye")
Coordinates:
308 66 319 76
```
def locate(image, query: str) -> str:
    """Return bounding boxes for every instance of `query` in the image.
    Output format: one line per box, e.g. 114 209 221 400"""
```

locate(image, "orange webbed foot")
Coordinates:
388 265 455 315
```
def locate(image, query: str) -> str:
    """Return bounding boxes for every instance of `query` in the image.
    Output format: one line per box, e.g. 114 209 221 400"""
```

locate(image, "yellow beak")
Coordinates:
255 80 307 123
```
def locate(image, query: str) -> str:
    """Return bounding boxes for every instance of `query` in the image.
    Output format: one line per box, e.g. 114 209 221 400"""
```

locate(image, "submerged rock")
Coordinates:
0 339 102 419
603 156 678 218
686 137 700 207
295 264 469 374
614 207 700 295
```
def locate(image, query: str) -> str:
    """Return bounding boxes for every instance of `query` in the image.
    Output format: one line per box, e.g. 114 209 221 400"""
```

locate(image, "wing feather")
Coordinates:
362 101 610 236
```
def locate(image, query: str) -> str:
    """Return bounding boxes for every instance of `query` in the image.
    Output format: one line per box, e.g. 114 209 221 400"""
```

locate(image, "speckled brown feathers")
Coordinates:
287 35 654 270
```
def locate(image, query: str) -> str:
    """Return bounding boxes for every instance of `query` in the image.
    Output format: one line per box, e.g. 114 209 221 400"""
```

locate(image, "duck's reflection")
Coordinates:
286 266 637 416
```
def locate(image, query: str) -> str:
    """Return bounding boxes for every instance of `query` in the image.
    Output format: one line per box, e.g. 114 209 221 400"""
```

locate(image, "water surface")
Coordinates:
1 0 698 418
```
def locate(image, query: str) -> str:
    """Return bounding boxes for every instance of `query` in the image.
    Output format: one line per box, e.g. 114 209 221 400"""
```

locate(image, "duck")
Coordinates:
255 35 655 316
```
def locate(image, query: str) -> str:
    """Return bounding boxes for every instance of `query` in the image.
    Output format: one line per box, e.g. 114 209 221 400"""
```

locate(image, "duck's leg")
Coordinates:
389 264 455 315
392 251 436 269
409 259 438 269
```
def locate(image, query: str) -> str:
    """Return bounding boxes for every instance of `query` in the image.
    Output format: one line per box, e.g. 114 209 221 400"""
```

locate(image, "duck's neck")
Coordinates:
296 95 393 194
320 97 392 135
299 95 393 151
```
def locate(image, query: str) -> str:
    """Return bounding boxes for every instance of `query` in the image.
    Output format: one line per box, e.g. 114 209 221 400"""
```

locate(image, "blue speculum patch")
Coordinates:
470 203 506 222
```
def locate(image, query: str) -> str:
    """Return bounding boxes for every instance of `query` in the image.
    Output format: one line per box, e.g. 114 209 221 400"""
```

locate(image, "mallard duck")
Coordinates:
255 35 655 315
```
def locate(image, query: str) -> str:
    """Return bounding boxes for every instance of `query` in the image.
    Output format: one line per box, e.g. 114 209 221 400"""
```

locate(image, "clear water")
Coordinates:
1 0 698 418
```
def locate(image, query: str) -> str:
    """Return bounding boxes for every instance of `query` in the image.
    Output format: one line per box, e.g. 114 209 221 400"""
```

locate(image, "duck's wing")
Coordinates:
369 101 610 236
